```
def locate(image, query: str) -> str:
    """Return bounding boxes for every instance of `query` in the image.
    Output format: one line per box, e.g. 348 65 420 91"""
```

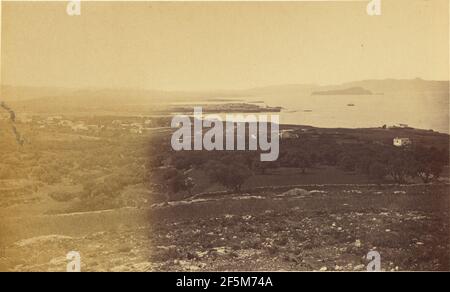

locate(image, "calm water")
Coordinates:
248 92 448 133
172 92 449 133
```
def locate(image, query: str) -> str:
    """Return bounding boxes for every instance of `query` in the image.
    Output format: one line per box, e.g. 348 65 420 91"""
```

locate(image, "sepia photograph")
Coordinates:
0 0 449 275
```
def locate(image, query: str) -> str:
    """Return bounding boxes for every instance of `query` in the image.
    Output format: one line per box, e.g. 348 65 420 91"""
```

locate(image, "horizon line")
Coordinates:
1 77 449 94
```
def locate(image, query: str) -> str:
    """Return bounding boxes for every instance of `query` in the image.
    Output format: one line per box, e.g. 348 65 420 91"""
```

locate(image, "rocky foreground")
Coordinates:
1 185 449 271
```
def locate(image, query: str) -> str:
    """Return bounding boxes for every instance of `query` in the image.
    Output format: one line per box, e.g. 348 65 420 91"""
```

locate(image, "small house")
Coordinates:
393 137 411 147
279 129 299 139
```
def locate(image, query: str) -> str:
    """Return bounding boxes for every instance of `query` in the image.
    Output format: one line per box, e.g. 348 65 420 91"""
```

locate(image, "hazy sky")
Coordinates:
1 0 449 91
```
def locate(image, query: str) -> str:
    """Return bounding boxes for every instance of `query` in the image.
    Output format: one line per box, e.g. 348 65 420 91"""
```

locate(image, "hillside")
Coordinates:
312 87 373 95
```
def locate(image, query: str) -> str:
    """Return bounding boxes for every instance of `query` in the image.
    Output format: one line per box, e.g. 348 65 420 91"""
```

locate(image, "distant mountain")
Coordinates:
0 86 250 113
312 86 372 95
319 78 449 94
1 78 447 113
243 79 448 97
244 84 318 96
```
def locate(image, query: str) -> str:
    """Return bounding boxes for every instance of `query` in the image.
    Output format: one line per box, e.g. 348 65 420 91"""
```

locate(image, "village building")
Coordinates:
17 115 33 124
279 129 299 139
393 137 412 147
71 123 89 132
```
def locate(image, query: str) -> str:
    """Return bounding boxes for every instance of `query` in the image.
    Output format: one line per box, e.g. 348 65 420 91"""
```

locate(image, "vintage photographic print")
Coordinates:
0 0 449 274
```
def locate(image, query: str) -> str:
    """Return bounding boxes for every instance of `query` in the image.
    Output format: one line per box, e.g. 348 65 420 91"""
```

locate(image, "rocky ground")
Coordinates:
1 184 449 271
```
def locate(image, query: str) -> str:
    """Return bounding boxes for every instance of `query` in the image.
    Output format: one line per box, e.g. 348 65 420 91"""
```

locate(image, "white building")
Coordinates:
279 129 299 139
71 123 89 131
17 115 32 123
47 116 63 123
393 137 411 147
130 128 143 134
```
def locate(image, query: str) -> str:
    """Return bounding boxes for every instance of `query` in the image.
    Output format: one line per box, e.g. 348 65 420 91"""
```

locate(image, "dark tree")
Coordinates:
206 160 252 192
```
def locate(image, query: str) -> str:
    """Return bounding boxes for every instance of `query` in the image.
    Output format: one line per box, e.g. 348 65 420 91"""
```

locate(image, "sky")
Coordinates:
1 0 449 91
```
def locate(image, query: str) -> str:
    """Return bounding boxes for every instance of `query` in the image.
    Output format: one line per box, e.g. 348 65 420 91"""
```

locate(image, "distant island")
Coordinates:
312 86 373 95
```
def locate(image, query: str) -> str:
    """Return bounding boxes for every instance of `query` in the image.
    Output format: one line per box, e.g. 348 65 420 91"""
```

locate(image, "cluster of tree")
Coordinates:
335 145 447 183
205 160 252 192
149 167 195 200
278 136 448 183
146 130 449 198
161 168 195 194
152 151 254 195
